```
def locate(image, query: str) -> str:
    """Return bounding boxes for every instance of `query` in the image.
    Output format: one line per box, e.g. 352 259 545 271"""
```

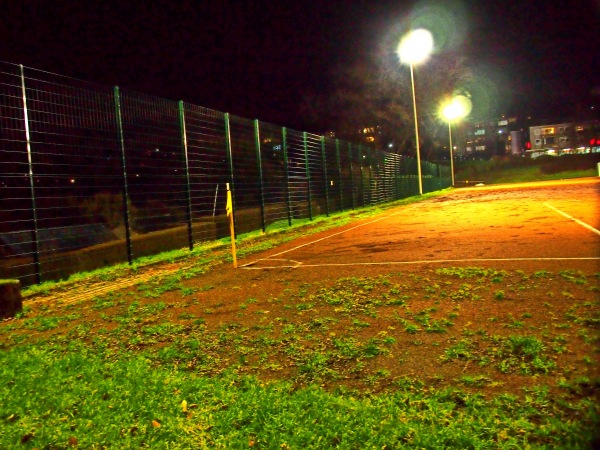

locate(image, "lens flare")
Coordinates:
460 72 501 120
409 1 469 52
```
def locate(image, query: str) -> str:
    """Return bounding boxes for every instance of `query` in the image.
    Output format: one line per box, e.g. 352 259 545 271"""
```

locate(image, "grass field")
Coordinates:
2 185 600 449
457 167 596 185
454 154 599 185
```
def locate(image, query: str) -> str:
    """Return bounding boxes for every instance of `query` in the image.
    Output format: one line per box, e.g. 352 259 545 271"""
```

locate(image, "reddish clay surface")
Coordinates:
240 178 600 275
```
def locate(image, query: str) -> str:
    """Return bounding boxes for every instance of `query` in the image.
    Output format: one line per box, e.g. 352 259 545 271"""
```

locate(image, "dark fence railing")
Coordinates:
0 61 451 286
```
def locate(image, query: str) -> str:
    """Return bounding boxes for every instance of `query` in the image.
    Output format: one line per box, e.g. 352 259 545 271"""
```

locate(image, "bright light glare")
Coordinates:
441 95 472 122
397 29 434 65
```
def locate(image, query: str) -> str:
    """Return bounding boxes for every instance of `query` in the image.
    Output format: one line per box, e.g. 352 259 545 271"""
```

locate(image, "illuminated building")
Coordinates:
528 120 600 157
357 126 382 145
462 116 526 157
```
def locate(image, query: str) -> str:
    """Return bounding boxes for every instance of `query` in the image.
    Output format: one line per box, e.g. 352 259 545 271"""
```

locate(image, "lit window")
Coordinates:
542 127 555 135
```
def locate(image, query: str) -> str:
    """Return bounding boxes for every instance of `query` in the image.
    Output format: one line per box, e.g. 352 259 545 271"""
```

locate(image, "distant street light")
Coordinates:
398 29 434 195
440 95 472 186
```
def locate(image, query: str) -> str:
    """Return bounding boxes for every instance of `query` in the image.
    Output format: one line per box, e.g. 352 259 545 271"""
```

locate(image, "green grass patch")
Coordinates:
1 344 598 449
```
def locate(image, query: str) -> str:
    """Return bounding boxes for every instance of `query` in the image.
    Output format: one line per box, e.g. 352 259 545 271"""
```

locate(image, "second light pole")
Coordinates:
441 95 472 186
397 29 433 195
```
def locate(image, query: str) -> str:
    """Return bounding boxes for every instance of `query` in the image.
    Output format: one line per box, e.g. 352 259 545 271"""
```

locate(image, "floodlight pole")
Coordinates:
441 95 471 187
448 122 455 186
409 63 423 195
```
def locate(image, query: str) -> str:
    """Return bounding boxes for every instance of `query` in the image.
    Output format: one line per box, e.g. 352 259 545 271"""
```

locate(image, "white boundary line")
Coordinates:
544 203 600 236
242 257 600 270
239 205 419 268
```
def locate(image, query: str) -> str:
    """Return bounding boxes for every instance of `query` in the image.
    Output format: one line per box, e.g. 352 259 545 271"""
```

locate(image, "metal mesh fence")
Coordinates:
183 103 228 240
257 121 288 228
228 114 262 233
0 61 451 286
323 137 343 212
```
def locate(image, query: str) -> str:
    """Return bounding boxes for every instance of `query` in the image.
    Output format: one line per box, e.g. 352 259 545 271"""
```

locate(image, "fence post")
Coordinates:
358 145 365 207
224 113 237 235
178 101 194 251
377 152 382 203
320 136 329 217
303 132 313 220
113 87 133 265
254 119 266 232
374 151 378 202
19 65 41 284
282 127 292 226
394 153 400 200
348 143 355 209
378 154 383 204
367 148 373 205
335 139 343 211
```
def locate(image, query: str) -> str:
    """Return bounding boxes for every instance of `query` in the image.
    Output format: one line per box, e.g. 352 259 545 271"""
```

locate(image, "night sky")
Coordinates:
2 0 599 132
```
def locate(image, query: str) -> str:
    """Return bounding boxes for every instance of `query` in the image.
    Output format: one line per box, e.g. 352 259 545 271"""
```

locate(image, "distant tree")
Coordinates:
329 50 473 156
300 28 490 159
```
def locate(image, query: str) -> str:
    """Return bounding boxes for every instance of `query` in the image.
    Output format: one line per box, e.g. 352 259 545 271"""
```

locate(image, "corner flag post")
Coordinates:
226 183 238 268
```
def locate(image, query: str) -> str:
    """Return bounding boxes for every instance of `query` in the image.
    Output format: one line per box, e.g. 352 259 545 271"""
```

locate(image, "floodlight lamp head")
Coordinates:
441 95 472 122
397 29 434 66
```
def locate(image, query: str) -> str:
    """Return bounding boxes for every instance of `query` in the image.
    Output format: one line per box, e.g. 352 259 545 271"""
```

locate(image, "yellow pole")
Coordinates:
226 183 237 268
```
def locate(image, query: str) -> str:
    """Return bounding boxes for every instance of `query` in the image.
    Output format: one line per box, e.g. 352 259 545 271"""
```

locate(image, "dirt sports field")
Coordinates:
241 178 599 274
